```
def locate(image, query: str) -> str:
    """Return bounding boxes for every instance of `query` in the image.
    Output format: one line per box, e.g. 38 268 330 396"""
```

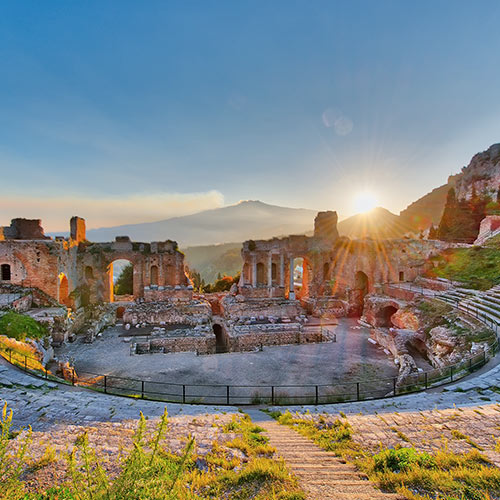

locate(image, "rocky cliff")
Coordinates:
455 143 500 201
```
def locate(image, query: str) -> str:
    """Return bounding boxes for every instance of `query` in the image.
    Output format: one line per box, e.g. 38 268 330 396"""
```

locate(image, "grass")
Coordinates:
0 336 46 371
0 405 305 500
429 246 500 290
271 410 500 500
0 311 48 341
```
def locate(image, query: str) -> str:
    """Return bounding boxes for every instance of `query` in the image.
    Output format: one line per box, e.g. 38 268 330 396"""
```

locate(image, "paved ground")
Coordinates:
0 357 237 431
1 346 500 431
54 318 399 387
3 351 500 498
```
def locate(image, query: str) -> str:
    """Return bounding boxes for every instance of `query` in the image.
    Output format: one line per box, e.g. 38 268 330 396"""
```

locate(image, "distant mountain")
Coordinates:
83 200 317 246
399 174 461 231
183 242 242 282
337 207 415 239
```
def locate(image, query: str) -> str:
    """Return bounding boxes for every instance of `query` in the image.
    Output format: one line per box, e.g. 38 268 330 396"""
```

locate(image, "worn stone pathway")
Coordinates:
247 410 402 500
3 352 500 498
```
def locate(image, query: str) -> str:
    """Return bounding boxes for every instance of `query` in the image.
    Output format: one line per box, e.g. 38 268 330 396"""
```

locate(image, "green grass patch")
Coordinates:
429 246 500 290
0 311 48 341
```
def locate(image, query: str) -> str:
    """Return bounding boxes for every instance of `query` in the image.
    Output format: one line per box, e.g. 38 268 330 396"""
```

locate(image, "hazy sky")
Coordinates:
1 1 500 231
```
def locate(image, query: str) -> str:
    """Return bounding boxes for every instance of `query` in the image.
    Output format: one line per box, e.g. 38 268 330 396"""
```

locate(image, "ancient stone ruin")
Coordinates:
0 209 465 369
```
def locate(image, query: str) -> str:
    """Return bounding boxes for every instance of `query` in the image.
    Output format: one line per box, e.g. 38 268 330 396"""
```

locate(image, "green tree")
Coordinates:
114 263 133 295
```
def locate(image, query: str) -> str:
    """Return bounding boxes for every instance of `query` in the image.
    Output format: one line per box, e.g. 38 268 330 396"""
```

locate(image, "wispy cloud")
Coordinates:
0 191 224 232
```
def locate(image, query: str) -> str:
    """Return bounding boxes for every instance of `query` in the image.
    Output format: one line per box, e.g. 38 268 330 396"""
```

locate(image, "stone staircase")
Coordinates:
247 410 402 500
436 285 500 332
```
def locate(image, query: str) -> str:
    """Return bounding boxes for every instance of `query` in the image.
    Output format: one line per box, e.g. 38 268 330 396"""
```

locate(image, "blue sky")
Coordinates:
1 0 500 230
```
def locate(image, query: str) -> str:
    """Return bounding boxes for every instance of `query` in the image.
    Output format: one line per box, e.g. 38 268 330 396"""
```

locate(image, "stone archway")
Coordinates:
256 262 265 285
348 270 369 316
109 259 135 302
58 273 71 307
379 305 398 327
213 323 229 353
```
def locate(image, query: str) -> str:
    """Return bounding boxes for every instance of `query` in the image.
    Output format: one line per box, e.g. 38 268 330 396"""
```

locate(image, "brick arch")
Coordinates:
102 253 142 303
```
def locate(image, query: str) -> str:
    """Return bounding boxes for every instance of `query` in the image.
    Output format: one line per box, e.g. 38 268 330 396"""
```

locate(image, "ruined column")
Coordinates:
252 255 257 287
267 253 272 287
289 257 295 300
280 254 285 287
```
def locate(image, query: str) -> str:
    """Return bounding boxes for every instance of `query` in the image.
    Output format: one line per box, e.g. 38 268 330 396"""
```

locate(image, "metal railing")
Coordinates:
0 337 496 406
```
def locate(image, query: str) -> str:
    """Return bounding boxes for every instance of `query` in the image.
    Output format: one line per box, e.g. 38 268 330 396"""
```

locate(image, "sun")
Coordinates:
354 191 378 214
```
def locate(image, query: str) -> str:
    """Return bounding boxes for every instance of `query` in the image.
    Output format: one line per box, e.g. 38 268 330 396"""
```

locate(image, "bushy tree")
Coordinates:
203 273 240 293
437 188 487 243
114 264 133 295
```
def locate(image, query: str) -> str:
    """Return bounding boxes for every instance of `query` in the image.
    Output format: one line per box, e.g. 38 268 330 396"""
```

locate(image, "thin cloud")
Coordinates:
0 191 225 232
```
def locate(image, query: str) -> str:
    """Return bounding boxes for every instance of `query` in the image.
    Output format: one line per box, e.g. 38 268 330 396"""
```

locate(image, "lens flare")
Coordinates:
354 191 378 214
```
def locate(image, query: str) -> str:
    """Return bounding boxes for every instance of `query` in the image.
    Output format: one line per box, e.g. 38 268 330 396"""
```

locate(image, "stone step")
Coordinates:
255 412 402 500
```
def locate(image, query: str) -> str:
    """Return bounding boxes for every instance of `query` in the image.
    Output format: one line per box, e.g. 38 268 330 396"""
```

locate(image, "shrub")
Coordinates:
373 447 435 472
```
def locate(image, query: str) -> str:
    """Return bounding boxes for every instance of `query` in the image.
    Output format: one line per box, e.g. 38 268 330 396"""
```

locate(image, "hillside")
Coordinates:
182 242 242 282
82 201 316 246
399 174 461 231
337 207 415 239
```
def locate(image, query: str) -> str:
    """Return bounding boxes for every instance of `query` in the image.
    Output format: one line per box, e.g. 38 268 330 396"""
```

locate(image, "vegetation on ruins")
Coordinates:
0 405 304 500
271 410 500 500
202 273 240 294
429 243 500 290
114 263 133 296
0 311 47 341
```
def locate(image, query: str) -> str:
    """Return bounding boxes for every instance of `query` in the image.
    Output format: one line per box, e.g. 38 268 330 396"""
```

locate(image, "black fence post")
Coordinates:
356 382 360 401
104 375 107 394
393 378 397 396
425 372 428 389
469 358 472 371
182 385 186 404
315 385 319 405
72 369 75 386
450 366 453 382
226 385 230 405
9 349 12 363
24 355 27 371
271 386 275 405
141 380 145 399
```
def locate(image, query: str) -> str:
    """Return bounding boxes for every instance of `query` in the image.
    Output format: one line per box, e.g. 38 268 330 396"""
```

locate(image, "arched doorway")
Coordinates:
379 305 398 327
242 263 251 285
85 266 94 280
350 270 369 317
292 257 304 297
323 262 329 280
256 262 265 285
1 264 11 281
58 273 71 307
109 259 134 302
354 271 369 293
150 265 159 286
213 323 229 353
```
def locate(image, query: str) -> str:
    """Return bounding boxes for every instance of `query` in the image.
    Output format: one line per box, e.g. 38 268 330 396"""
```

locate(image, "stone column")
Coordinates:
252 255 257 287
280 254 285 287
289 257 295 300
267 253 273 288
